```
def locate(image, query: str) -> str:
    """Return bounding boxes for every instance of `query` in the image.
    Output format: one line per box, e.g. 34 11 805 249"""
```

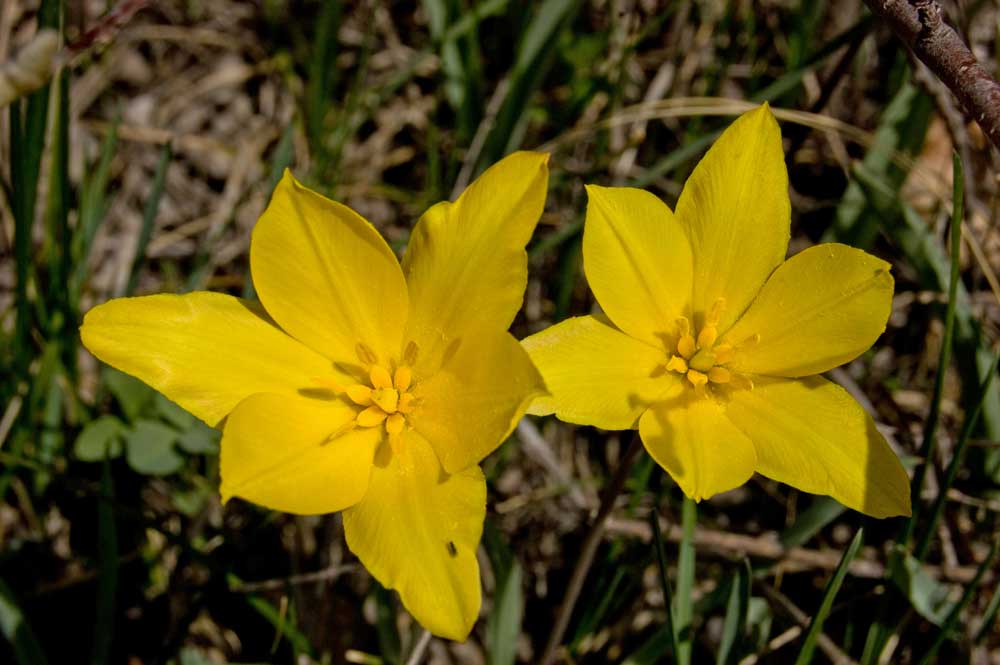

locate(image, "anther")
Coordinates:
665 355 689 374
385 413 405 435
355 342 378 365
397 393 415 414
311 376 344 393
322 419 357 445
697 326 718 349
729 374 754 391
370 365 393 389
675 317 691 337
403 340 419 366
677 334 697 359
394 366 412 392
371 387 399 413
357 405 387 428
713 344 734 364
686 369 708 388
706 298 726 326
345 385 373 406
708 367 731 384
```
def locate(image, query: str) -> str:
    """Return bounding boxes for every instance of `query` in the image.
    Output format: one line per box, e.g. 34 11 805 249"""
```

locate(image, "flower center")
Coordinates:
347 361 416 437
664 298 755 396
311 341 420 449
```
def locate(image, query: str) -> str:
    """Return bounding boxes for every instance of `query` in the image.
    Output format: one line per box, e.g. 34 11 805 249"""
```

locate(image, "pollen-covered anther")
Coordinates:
708 366 731 384
357 405 388 427
345 356 419 436
665 355 688 374
686 369 709 388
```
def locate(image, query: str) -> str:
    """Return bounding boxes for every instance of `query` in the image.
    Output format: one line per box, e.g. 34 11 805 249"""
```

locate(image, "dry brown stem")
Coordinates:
863 0 1000 151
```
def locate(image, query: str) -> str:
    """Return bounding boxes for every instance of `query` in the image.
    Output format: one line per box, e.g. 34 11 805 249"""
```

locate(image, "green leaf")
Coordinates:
74 415 125 461
888 548 955 625
125 420 184 476
716 560 751 665
102 368 154 421
483 519 524 665
780 497 845 549
794 528 864 665
0 578 48 665
176 422 220 455
154 394 196 430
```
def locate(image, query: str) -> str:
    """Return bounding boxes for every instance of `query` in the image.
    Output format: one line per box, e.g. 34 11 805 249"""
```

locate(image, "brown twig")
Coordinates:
539 434 644 665
862 0 1000 152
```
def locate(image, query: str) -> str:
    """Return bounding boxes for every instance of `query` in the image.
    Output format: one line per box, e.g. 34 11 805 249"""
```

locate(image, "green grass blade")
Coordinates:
780 497 846 549
0 578 48 665
44 68 73 372
483 520 524 665
649 499 678 664
902 151 963 547
674 497 697 665
916 537 999 665
125 142 172 296
71 112 120 306
973 580 1000 644
478 0 581 167
90 458 118 665
716 559 751 665
915 354 998 560
794 528 864 665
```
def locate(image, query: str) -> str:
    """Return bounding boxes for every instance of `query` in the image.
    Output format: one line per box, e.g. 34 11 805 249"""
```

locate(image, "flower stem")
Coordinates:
539 434 644 665
674 496 697 665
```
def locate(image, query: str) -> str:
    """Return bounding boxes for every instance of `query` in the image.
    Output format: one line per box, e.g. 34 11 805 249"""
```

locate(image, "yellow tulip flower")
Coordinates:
523 106 910 518
80 152 549 640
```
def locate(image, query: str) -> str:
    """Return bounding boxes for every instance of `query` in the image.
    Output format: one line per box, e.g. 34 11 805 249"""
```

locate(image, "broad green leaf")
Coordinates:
74 415 125 461
125 420 184 476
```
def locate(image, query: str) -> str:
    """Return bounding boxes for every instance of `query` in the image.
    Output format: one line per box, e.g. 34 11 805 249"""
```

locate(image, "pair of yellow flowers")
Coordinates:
81 106 910 641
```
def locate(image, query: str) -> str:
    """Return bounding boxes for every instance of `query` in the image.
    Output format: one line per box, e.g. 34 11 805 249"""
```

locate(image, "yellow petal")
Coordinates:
639 396 757 501
220 393 380 514
722 244 894 377
522 315 682 430
251 171 408 364
80 292 334 427
402 152 548 369
724 375 910 517
583 185 693 346
412 332 545 473
675 104 789 332
343 431 484 641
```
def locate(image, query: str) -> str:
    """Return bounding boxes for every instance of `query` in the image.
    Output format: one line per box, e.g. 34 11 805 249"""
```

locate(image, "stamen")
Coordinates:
737 333 760 350
706 298 726 326
403 340 419 366
677 334 697 359
730 374 754 391
345 385 373 406
397 393 415 414
697 326 717 349
322 419 357 445
310 376 344 393
708 367 731 384
394 366 412 392
665 355 688 374
385 413 405 435
371 387 399 413
356 405 387 428
713 344 734 364
675 317 691 338
686 369 708 388
355 342 378 365
370 365 393 389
